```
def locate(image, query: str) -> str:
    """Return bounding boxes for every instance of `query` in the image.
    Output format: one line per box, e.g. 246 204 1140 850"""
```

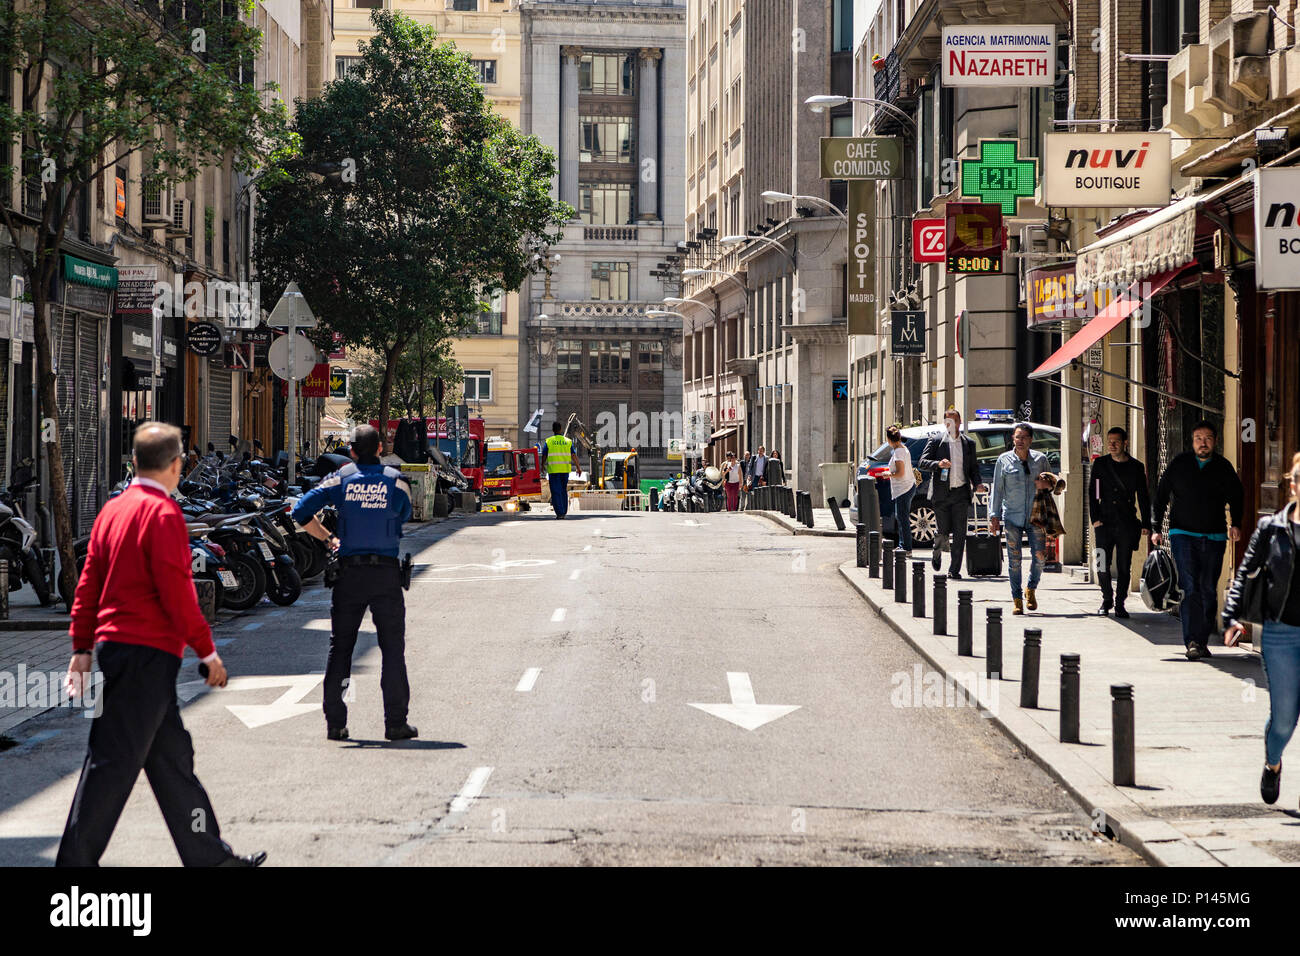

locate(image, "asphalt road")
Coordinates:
0 509 1139 866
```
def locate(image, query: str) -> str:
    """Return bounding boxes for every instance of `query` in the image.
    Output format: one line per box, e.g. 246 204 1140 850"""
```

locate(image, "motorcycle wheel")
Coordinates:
222 553 266 612
290 539 313 575
303 540 327 580
265 565 302 606
23 550 53 606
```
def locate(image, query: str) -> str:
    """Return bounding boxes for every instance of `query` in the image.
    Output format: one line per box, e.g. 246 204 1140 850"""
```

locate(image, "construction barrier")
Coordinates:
571 489 645 512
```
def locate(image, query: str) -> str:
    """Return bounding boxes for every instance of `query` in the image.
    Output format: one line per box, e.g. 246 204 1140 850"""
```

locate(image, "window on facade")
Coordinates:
591 261 630 300
335 56 362 80
831 114 853 137
557 339 583 388
463 370 492 403
579 53 634 96
832 0 854 52
450 0 478 10
638 340 663 388
471 59 497 85
590 340 631 385
353 0 382 9
579 182 633 224
581 115 634 163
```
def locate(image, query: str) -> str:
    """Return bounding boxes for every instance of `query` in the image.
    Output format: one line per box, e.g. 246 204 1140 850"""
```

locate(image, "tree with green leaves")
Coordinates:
0 0 290 604
254 10 569 450
346 338 462 425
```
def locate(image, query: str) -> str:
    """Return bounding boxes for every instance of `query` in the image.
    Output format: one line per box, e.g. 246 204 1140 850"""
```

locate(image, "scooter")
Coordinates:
698 466 725 513
0 461 54 606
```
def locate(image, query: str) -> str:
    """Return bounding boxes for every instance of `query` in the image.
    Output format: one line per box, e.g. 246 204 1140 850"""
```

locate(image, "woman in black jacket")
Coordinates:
1224 452 1300 805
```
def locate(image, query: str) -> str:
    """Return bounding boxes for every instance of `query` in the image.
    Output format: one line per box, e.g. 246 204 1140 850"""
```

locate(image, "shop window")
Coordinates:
579 53 634 96
581 115 635 163
639 340 663 389
579 182 633 224
463 370 492 403
557 339 583 388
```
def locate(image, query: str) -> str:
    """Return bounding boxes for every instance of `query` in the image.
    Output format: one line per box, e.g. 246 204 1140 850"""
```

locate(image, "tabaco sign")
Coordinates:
1025 263 1115 326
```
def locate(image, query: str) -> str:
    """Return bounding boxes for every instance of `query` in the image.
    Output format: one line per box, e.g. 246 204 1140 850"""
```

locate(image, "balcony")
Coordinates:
583 225 638 241
464 312 504 335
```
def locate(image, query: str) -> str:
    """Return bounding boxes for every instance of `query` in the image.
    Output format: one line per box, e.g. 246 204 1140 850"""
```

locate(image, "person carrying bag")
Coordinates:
1223 452 1300 806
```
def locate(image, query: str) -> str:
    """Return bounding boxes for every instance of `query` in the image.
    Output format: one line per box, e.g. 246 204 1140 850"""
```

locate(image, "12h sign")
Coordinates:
912 218 945 263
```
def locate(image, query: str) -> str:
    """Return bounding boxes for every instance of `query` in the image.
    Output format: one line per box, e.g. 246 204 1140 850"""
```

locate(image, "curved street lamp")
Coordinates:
663 296 716 315
760 190 847 222
804 94 918 134
682 268 748 295
720 233 796 266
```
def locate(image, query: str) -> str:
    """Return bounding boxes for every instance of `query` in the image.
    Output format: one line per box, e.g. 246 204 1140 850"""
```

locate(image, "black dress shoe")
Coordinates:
931 547 942 571
1262 763 1282 805
217 851 267 867
327 726 349 741
1115 605 1130 619
385 723 419 740
1186 643 1204 661
948 570 963 581
1097 602 1112 616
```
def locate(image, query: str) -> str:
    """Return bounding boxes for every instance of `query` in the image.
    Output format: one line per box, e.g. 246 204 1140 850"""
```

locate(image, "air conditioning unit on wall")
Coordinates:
167 197 191 236
142 181 174 224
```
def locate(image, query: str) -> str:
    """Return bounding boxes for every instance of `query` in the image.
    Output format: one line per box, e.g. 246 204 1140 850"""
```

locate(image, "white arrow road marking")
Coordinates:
423 574 543 583
427 559 554 573
450 766 493 814
550 607 566 623
679 520 707 527
569 569 582 581
176 674 325 729
688 672 801 731
515 668 542 692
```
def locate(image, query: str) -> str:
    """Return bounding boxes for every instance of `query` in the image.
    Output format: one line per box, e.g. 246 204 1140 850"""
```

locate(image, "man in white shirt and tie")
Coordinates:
920 411 986 579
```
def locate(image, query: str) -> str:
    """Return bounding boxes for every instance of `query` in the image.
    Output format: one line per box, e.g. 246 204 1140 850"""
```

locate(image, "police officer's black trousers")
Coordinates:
326 564 409 730
57 642 233 867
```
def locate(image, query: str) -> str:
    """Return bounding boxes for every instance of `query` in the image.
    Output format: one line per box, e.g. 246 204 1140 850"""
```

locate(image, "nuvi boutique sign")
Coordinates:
941 25 1056 87
1255 167 1300 290
1044 134 1172 208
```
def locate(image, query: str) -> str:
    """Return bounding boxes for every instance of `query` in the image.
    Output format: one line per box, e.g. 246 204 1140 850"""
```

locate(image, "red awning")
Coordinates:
1028 267 1187 380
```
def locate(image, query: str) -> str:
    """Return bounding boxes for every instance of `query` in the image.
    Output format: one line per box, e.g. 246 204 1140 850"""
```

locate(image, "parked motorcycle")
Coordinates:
0 461 55 606
698 466 725 513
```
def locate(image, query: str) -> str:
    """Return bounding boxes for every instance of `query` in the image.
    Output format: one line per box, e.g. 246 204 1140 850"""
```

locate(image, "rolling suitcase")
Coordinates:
966 494 1003 577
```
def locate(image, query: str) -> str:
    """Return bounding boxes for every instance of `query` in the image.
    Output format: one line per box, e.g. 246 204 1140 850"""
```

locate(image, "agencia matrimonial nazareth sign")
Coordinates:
941 25 1057 87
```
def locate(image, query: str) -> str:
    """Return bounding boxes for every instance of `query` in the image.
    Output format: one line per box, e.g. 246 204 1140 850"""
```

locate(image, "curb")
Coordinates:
0 619 70 632
836 560 1222 868
748 509 856 537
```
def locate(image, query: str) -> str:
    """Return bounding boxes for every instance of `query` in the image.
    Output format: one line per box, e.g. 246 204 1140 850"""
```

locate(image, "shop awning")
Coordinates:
709 426 737 441
1028 266 1188 381
323 414 349 429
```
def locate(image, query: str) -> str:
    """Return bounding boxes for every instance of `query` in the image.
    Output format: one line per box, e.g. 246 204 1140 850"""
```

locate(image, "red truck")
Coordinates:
479 439 542 503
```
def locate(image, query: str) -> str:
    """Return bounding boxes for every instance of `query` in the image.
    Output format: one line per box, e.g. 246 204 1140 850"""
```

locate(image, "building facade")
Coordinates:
518 0 686 475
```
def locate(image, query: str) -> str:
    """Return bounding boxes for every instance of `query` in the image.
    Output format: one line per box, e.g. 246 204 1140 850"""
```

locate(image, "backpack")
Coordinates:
1140 547 1183 612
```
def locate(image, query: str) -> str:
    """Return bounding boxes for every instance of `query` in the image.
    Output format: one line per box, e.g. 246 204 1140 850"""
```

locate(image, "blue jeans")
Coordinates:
1169 534 1227 648
1259 622 1300 766
1004 523 1044 600
548 473 569 518
892 486 915 551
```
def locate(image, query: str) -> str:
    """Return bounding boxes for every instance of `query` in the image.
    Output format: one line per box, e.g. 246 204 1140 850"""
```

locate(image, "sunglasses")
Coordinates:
1021 459 1030 475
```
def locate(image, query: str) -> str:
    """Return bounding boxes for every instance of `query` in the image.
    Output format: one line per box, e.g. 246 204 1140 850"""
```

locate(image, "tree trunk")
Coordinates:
30 281 78 606
377 346 399 454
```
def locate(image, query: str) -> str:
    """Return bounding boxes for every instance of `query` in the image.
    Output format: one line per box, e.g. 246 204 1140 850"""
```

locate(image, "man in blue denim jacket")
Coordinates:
990 423 1050 615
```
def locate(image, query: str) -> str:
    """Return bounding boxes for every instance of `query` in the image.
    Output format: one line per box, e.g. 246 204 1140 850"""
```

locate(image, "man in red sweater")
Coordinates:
57 423 264 867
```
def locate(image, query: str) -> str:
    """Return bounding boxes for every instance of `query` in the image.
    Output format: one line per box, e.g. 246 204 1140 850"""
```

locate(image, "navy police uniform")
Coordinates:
293 461 413 733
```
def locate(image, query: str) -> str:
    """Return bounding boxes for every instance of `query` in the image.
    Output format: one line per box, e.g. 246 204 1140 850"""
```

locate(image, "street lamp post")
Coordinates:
760 190 847 222
804 94 918 134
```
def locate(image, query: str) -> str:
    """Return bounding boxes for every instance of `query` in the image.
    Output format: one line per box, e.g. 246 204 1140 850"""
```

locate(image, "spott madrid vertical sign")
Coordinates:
848 180 877 334
941 25 1057 87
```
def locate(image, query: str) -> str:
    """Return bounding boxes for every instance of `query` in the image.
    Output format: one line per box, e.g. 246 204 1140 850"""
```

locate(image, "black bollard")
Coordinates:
957 590 973 656
868 530 881 578
882 539 894 590
894 548 908 603
856 523 868 568
933 574 947 635
804 493 815 528
788 488 798 520
912 561 926 617
1111 683 1135 786
1020 628 1042 709
828 497 846 531
1060 653 1081 743
985 606 1003 679
650 487 659 510
0 558 8 621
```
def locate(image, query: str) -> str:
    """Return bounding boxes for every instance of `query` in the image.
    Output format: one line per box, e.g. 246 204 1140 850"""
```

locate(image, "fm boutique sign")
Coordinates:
941 25 1056 87
1254 167 1300 290
1043 133 1171 208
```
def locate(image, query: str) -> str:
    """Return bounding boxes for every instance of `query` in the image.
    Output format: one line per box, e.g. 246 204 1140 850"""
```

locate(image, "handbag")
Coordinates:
1234 526 1273 625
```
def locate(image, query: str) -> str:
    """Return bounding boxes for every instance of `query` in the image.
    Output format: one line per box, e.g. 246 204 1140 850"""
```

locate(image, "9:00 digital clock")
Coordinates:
945 254 1001 274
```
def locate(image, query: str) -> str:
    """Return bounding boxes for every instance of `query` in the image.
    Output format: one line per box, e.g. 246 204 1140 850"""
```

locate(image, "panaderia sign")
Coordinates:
941 25 1056 87
1044 133 1171 208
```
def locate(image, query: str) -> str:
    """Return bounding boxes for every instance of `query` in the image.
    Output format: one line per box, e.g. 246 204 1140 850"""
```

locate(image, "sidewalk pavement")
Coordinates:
747 506 856 537
836 549 1298 867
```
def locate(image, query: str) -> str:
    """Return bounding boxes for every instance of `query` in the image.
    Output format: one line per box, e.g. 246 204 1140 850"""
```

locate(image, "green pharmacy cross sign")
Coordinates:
960 140 1037 215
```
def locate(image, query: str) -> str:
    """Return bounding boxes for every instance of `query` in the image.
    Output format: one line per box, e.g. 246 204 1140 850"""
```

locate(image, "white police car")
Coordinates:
849 414 1063 544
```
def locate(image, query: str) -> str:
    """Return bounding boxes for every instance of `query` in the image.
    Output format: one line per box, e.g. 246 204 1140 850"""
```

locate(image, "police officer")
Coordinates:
544 421 580 520
292 424 418 742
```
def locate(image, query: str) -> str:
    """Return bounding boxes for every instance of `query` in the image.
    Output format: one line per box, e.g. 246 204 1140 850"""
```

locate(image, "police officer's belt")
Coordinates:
339 554 401 569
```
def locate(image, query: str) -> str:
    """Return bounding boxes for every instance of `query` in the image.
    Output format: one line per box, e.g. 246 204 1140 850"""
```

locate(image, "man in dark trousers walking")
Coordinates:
1088 426 1152 618
1151 420 1245 660
920 410 986 579
58 423 264 867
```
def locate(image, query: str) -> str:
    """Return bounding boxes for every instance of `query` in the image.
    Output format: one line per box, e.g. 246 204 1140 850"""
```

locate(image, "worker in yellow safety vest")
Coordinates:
544 422 581 519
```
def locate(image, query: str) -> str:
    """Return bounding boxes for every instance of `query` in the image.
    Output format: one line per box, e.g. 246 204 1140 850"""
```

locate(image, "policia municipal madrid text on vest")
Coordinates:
545 422 580 519
292 424 419 742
